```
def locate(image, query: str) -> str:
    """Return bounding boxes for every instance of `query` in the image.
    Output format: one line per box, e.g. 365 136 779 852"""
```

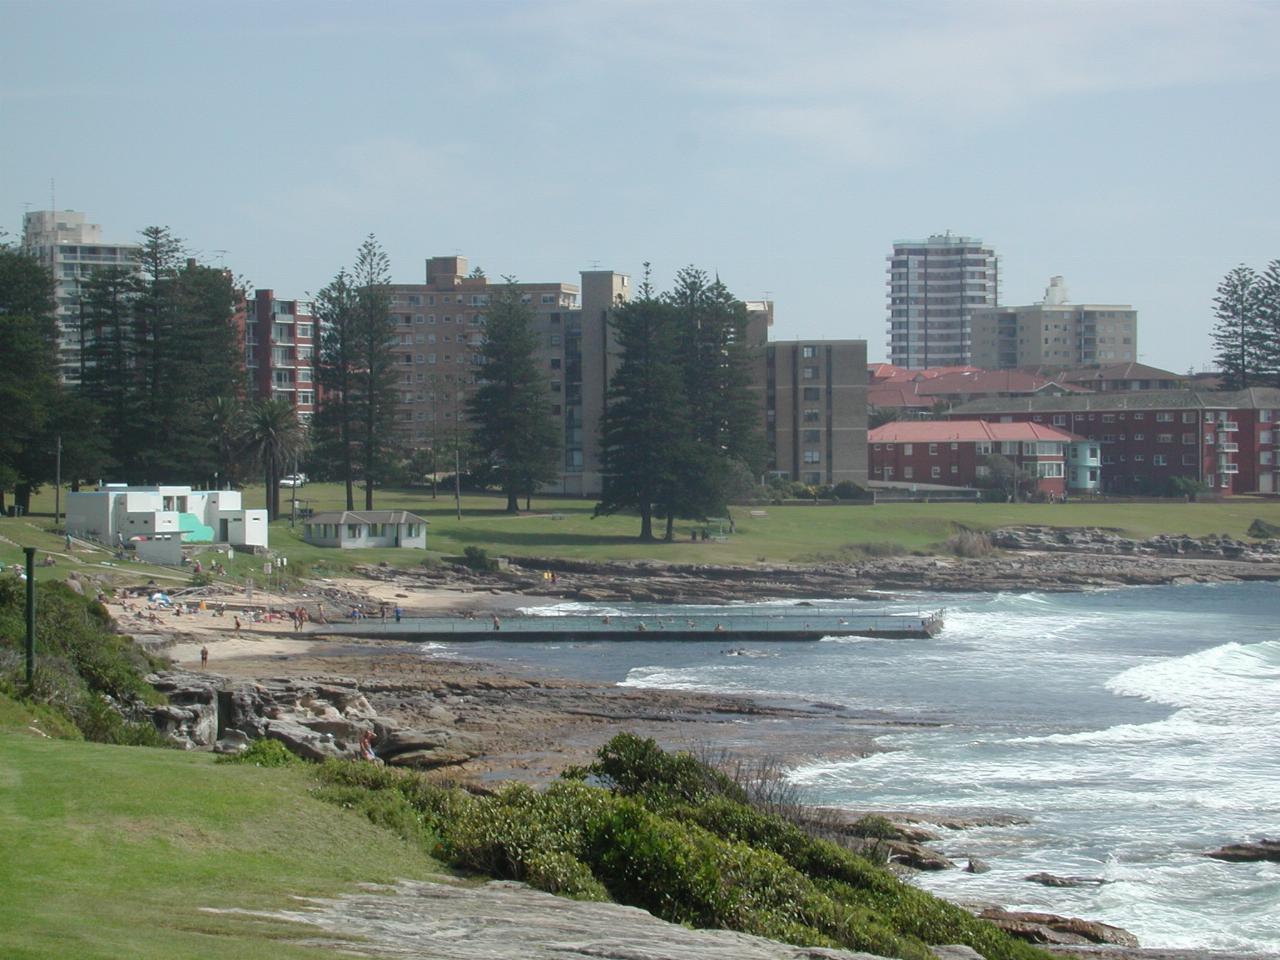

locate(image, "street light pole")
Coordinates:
54 434 62 527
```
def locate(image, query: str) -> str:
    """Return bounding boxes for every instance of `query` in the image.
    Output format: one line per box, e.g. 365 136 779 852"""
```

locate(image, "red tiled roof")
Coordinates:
913 370 1072 396
867 383 933 409
869 420 1080 444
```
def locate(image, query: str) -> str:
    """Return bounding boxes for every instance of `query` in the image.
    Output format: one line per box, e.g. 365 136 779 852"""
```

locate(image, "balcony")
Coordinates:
1219 442 1239 453
1222 422 1239 432
1220 463 1239 474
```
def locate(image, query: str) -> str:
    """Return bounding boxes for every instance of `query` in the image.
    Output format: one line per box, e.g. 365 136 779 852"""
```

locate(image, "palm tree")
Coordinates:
243 397 306 520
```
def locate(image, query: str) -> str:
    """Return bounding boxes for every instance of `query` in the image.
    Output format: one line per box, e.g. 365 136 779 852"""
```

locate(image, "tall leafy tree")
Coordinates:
351 235 399 510
467 280 560 512
0 243 60 514
312 268 361 508
1256 259 1280 387
654 266 765 534
243 397 306 520
79 265 140 464
1211 265 1266 390
596 268 691 541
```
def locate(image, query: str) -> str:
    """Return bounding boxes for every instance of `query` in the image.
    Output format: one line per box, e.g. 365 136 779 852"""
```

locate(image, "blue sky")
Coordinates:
4 0 1279 372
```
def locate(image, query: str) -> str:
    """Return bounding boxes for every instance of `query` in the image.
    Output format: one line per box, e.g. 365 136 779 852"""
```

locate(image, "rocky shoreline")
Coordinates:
340 532 1280 610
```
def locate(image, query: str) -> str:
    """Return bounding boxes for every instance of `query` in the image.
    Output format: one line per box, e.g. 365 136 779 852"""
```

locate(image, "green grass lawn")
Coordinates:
0 712 443 959
13 483 1280 570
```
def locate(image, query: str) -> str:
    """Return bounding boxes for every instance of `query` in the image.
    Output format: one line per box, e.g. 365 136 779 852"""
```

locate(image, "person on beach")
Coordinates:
394 606 402 623
492 614 501 631
359 729 379 763
234 616 241 635
200 645 208 669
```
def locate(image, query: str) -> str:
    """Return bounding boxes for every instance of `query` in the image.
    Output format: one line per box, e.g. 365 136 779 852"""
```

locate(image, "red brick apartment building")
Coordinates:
869 421 1079 498
243 290 317 420
948 388 1280 495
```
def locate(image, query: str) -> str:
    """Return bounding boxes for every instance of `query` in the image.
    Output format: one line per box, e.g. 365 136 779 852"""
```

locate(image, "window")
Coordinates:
975 465 991 478
347 524 360 538
1157 433 1173 443
950 442 958 451
802 409 820 423
802 366 819 380
1153 454 1167 466
1134 453 1144 462
802 387 820 401
931 466 941 479
950 464 958 474
296 323 313 338
1133 412 1145 420
928 444 938 455
1183 412 1197 423
1182 433 1196 444
802 450 821 464
1156 412 1174 422
903 466 914 479
1036 462 1064 478
1182 454 1197 466
550 358 561 369
976 441 992 455
1102 414 1116 423
1053 415 1066 426
801 345 816 358
803 429 821 443
1133 432 1144 441
903 444 913 455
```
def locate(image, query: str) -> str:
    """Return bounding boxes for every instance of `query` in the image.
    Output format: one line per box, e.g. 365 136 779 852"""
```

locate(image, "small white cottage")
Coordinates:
303 510 428 550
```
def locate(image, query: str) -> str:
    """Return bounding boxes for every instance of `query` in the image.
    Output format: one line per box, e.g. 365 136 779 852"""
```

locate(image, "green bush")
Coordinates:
219 737 302 767
0 579 169 744
306 736 1049 960
462 546 498 572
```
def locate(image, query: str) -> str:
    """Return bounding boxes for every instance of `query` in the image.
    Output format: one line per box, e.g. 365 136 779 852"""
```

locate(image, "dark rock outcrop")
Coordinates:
1203 839 1280 863
1024 872 1110 887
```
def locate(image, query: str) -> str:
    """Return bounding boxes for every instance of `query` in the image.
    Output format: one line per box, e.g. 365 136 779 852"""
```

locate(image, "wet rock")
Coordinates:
1203 839 1280 863
979 907 1138 947
931 948 984 960
887 840 955 871
964 859 991 874
1024 872 1109 887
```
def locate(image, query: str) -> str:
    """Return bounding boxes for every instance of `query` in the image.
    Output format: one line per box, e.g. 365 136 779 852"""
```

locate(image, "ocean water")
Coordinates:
435 583 1280 951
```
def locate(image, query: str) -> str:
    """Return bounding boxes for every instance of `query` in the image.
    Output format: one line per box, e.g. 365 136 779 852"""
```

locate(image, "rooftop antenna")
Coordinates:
589 259 601 269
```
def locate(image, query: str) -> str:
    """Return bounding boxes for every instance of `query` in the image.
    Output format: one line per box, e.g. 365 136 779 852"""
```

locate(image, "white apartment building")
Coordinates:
22 210 140 384
887 233 998 369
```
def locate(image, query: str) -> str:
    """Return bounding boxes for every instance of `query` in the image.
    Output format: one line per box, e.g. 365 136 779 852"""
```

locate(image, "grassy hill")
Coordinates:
0 716 443 959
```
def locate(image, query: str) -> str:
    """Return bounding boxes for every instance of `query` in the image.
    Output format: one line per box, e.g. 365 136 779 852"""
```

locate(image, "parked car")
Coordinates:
279 474 307 487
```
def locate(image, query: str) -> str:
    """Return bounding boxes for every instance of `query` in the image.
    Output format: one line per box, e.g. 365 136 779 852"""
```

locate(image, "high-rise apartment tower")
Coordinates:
22 210 140 384
887 233 998 369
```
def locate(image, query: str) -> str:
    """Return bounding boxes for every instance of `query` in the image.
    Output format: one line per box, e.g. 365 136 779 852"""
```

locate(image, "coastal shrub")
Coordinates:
523 849 609 901
219 737 302 767
946 529 993 558
586 732 746 807
462 546 498 572
1248 518 1280 539
850 813 900 840
0 579 169 744
308 738 1050 960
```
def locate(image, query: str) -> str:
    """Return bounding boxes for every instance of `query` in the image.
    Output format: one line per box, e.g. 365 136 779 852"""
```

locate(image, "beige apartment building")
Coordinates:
388 255 868 496
764 339 869 487
970 276 1137 369
387 256 630 496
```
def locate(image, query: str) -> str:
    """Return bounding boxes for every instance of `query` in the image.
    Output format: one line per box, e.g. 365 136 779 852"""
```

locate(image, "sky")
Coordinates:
4 0 1279 373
